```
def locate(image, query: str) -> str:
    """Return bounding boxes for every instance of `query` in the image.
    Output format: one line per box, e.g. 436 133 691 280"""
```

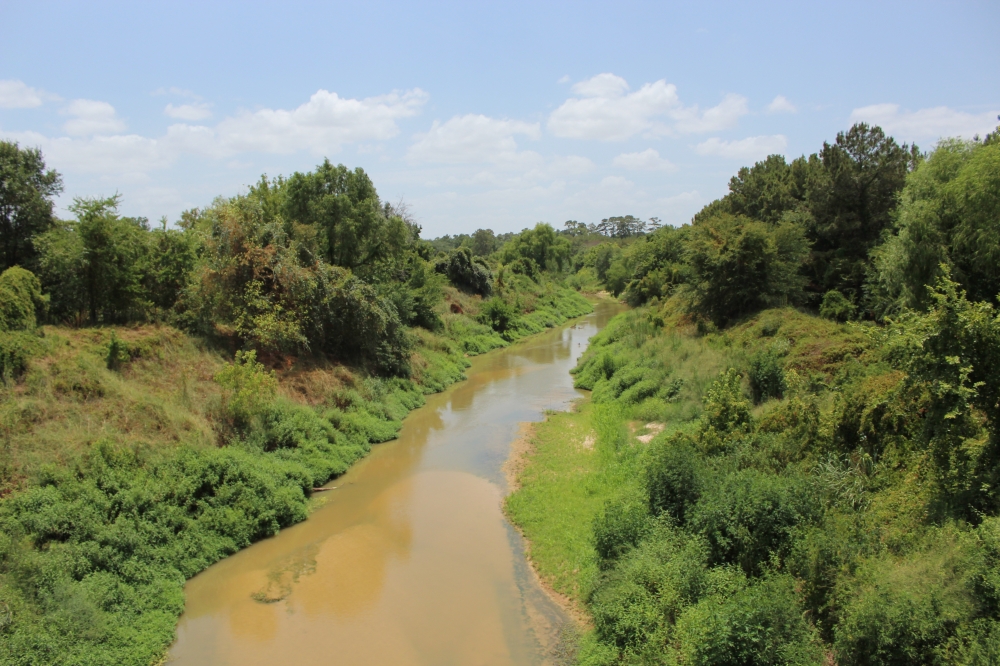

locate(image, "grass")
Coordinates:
505 402 646 605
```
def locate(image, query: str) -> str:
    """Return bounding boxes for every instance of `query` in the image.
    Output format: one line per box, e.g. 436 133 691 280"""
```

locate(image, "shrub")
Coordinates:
748 347 787 403
593 498 651 566
434 247 493 296
0 266 46 331
645 434 702 524
689 469 817 575
701 368 752 436
479 297 519 338
674 574 823 666
833 530 980 666
214 350 279 435
820 289 856 322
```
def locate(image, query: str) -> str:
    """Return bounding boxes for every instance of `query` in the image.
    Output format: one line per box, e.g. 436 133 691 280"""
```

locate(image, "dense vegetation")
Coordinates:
507 123 1000 665
0 142 592 665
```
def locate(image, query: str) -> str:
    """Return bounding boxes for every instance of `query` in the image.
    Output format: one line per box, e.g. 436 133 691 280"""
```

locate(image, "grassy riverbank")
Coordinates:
0 282 590 666
506 295 1000 664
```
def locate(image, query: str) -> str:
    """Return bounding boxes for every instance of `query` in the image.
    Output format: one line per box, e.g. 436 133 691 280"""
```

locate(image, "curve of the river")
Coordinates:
168 300 622 666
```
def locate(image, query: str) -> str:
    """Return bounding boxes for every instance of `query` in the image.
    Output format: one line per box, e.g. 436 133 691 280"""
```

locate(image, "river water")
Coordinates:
168 301 621 666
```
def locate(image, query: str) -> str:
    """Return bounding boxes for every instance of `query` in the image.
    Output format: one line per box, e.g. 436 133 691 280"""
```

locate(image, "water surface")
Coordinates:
168 301 622 666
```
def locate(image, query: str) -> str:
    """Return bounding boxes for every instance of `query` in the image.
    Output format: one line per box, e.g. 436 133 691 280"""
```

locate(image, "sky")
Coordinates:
2 0 998 237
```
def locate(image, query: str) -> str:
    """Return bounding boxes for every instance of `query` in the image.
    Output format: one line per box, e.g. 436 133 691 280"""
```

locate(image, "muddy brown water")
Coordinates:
168 301 623 666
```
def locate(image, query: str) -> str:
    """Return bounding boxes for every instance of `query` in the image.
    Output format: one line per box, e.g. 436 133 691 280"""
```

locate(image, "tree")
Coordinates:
685 214 808 326
0 141 63 271
35 196 151 323
597 215 646 238
803 123 917 301
499 223 571 272
282 160 410 275
872 138 1000 311
471 228 497 256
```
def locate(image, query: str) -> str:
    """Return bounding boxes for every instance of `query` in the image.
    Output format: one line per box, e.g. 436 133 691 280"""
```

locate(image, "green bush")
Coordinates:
833 528 981 666
0 266 46 331
674 573 823 666
645 434 702 524
689 469 818 575
748 347 787 403
593 498 650 566
479 297 519 338
819 289 856 322
434 247 493 296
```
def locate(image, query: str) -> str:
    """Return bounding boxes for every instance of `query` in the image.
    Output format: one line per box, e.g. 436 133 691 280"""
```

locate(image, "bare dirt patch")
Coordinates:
636 422 665 444
503 422 537 493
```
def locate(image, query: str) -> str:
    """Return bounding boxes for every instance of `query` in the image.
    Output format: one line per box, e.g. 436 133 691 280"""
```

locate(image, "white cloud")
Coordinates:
0 79 46 108
4 130 171 175
548 73 748 140
210 88 427 155
672 94 748 133
850 103 1000 142
612 148 676 171
407 114 541 164
767 95 796 114
557 74 571 84
63 99 127 135
695 135 788 160
164 102 212 121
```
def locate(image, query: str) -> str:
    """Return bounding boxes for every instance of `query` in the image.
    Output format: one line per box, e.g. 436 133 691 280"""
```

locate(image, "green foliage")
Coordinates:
701 368 753 437
0 266 46 332
499 222 571 273
819 289 857 322
645 434 702 524
685 214 809 326
214 350 279 435
747 346 787 403
434 246 493 295
282 160 411 274
674 573 823 666
478 296 519 337
873 138 1000 311
35 196 153 324
0 140 63 272
593 497 650 567
690 469 818 575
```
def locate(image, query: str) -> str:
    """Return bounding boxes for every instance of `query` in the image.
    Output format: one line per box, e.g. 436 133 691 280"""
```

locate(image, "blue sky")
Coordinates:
2 0 998 236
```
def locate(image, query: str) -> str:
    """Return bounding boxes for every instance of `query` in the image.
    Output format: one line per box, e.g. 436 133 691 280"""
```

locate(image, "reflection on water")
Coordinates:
168 302 623 666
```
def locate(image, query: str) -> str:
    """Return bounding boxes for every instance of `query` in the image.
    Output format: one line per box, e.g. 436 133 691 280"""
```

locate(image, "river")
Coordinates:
167 300 622 666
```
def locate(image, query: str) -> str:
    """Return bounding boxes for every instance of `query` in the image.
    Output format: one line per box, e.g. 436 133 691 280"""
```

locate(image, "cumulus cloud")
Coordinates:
547 73 748 141
767 95 796 114
211 88 428 155
695 135 788 160
407 114 541 164
0 79 48 108
612 148 676 171
164 102 212 121
63 99 127 135
4 130 172 175
1 87 429 181
850 103 1000 141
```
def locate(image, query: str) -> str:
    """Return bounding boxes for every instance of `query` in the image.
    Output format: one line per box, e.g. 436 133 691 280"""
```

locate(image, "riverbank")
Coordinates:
503 298 1000 664
0 284 592 665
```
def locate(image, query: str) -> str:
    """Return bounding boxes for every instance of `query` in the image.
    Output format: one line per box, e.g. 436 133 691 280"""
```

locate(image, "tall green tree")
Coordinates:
0 140 63 271
802 123 918 301
282 160 410 275
34 196 151 323
872 136 1000 311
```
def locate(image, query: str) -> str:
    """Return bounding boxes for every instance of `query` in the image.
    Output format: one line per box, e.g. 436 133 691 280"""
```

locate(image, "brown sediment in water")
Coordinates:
169 301 626 666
